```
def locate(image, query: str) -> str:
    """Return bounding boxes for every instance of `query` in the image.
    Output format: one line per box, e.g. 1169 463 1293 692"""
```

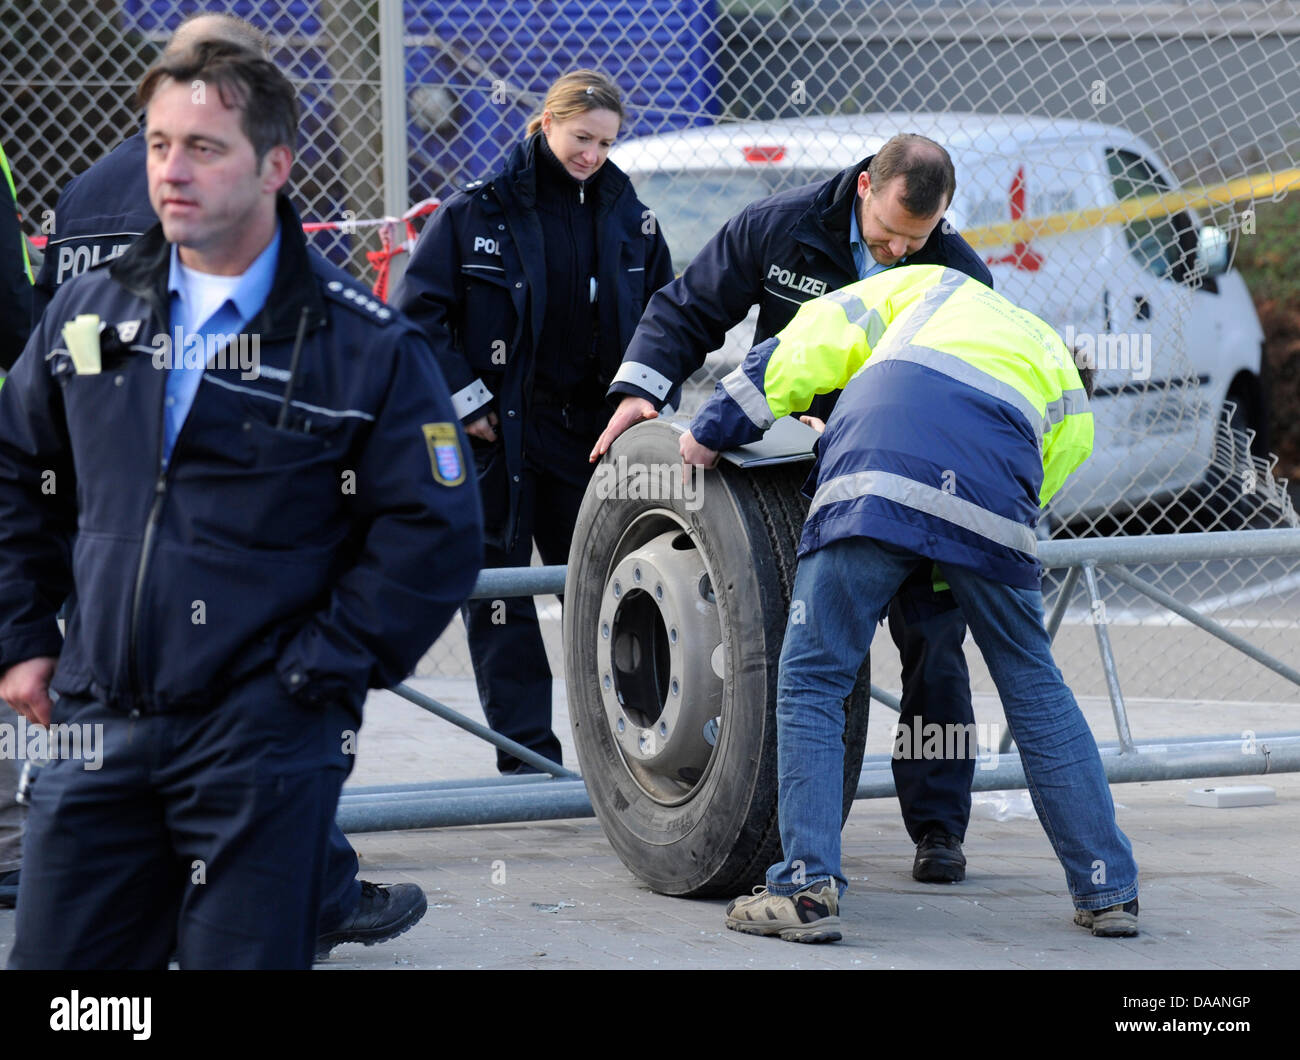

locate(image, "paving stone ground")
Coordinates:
3 677 1297 970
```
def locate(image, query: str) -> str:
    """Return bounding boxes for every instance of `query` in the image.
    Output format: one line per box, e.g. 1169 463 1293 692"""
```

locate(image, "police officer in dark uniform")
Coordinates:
594 135 992 883
0 138 33 911
0 41 482 968
397 70 673 773
30 130 151 327
26 13 429 958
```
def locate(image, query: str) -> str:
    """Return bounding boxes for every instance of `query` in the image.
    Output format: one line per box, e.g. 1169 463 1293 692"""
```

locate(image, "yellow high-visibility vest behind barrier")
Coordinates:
0 142 33 286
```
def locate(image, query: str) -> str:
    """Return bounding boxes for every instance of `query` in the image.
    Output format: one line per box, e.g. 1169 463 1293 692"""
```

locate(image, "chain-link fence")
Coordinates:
4 1 1298 711
3 0 388 274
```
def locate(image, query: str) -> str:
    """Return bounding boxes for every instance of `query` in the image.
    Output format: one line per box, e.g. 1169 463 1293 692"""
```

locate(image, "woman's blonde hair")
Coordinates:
526 69 624 137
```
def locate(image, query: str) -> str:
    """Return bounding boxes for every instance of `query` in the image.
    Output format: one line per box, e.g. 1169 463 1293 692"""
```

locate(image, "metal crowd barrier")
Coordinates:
337 529 1300 834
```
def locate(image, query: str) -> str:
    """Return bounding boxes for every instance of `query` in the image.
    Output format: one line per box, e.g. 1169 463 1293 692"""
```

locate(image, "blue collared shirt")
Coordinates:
163 224 281 462
849 200 901 281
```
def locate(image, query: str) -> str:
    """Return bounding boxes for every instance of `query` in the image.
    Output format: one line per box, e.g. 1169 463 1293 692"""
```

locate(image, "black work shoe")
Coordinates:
912 831 966 883
0 869 18 909
315 881 428 960
1074 898 1139 937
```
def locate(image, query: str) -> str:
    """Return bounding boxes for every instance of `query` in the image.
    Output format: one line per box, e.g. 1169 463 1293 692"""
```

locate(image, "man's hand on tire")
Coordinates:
679 430 720 469
590 396 658 462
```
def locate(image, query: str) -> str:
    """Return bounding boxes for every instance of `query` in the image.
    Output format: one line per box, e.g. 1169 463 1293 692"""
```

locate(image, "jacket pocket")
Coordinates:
459 265 517 376
241 405 346 462
172 381 356 554
55 529 141 702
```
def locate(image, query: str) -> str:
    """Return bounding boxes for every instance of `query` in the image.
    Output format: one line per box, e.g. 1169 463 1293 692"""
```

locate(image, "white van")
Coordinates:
610 113 1268 526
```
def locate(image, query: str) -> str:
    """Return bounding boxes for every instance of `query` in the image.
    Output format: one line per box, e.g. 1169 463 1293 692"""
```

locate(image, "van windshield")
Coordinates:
628 168 841 272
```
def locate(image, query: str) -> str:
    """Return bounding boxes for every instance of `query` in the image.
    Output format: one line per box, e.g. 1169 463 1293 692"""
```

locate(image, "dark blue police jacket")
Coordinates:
609 155 993 423
31 130 155 326
0 195 484 716
395 132 674 547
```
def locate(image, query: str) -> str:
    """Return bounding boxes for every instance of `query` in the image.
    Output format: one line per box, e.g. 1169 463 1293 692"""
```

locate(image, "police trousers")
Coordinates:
7 670 355 969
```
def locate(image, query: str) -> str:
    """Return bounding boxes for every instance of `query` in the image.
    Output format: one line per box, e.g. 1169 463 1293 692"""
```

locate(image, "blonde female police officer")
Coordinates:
397 71 673 772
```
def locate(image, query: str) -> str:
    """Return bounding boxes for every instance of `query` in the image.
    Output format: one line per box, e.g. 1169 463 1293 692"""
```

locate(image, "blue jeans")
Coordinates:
767 537 1138 912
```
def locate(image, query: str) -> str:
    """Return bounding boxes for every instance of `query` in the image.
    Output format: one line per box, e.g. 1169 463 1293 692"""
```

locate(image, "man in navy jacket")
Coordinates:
593 135 993 883
0 41 482 968
23 11 432 960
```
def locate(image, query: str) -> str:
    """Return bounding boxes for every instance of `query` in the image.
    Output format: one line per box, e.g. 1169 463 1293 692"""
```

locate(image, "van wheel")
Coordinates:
564 420 870 898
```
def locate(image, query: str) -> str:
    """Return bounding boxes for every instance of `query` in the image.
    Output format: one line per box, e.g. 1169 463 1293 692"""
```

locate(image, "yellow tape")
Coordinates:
961 168 1300 250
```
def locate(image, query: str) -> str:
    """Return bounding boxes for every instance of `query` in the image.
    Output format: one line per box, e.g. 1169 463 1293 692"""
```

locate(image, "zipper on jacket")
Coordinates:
127 472 168 702
495 189 535 554
123 303 172 705
126 337 194 702
124 305 321 696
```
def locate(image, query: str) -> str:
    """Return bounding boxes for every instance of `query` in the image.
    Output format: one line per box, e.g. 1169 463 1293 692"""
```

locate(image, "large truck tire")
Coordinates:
564 420 870 898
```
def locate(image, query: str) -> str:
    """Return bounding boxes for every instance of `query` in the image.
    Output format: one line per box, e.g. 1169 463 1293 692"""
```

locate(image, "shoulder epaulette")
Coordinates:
322 278 396 325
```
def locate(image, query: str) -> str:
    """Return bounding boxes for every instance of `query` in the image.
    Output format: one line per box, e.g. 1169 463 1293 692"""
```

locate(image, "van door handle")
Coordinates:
1134 295 1151 321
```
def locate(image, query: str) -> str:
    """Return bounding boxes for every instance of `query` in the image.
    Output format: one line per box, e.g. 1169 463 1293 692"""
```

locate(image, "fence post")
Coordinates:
1081 561 1136 753
378 0 409 296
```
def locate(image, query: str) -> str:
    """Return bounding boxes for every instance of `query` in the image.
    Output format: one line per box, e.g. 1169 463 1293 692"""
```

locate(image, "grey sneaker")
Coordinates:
1074 898 1139 937
725 882 842 943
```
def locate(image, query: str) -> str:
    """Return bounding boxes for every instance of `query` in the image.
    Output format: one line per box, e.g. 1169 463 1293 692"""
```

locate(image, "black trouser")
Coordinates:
318 822 362 933
887 575 975 843
464 408 591 773
7 671 355 969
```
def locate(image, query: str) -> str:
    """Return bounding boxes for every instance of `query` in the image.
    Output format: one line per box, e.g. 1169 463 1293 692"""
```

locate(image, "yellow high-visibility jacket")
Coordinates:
689 264 1093 588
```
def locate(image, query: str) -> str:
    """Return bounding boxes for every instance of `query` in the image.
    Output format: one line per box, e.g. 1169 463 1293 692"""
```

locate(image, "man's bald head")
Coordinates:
165 12 271 59
866 133 956 219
